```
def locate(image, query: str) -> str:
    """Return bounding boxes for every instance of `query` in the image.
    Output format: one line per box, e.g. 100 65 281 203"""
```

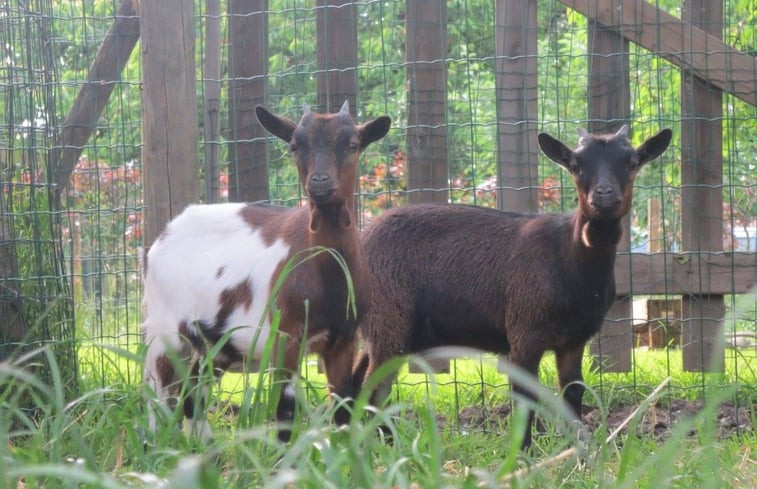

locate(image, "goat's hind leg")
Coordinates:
143 330 212 440
143 335 178 435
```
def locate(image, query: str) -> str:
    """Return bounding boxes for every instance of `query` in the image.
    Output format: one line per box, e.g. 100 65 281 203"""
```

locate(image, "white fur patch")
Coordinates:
142 203 291 361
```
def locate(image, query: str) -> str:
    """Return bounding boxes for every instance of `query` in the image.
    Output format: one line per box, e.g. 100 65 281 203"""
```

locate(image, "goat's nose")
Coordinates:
310 172 330 184
595 184 613 195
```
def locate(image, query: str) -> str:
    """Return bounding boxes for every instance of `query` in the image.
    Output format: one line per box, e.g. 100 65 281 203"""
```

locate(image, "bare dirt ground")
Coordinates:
453 399 756 440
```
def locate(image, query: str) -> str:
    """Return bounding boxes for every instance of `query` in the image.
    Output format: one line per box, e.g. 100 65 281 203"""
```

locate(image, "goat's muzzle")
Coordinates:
589 184 623 217
307 172 337 204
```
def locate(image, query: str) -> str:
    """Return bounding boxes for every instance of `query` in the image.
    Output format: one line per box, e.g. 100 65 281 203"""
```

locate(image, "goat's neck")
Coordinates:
572 213 623 257
308 200 360 257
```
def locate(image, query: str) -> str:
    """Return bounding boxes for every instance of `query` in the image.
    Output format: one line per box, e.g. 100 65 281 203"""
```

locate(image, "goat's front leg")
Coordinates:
555 343 586 418
273 341 301 442
320 335 357 427
508 346 545 450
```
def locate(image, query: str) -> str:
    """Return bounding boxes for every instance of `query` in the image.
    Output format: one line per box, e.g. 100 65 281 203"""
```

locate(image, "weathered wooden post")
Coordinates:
495 0 538 213
140 0 199 245
316 0 357 113
406 0 449 205
681 0 725 372
227 0 269 203
203 0 222 203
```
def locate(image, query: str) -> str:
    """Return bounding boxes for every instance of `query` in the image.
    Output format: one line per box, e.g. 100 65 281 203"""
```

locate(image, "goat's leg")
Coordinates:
359 346 400 409
181 356 213 440
144 334 183 433
555 343 586 418
320 335 357 426
273 341 301 442
508 347 545 450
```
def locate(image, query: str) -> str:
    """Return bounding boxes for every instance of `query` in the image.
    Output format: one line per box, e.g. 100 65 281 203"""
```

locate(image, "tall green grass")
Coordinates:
2 339 755 488
4 247 755 488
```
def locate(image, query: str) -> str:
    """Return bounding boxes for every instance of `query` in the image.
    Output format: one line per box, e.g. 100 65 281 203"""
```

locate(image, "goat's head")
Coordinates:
256 101 391 212
538 125 672 221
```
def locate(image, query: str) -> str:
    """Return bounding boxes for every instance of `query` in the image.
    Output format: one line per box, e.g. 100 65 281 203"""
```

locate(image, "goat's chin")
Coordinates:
308 189 336 205
589 202 623 221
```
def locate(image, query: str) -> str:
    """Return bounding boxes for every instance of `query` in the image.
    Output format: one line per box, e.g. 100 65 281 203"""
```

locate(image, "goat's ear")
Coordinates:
358 116 392 150
256 105 297 142
538 132 573 170
636 128 673 166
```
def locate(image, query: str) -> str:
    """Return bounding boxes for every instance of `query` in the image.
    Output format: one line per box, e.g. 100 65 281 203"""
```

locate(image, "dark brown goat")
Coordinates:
353 125 672 447
142 102 391 441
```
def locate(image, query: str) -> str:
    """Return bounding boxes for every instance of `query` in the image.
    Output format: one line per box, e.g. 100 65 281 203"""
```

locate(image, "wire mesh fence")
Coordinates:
1 0 755 415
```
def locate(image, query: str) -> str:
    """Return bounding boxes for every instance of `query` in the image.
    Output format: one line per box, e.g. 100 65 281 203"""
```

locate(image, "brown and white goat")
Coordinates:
142 101 391 440
352 125 672 447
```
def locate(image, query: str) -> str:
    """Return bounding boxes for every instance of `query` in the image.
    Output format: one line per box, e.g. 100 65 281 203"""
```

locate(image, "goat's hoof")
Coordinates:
277 428 292 443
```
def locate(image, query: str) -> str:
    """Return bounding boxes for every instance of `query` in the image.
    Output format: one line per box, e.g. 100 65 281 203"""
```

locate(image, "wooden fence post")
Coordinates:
586 14 632 372
405 0 449 205
316 0 357 113
203 0 222 203
316 0 358 227
140 0 199 245
228 0 269 203
681 0 725 372
495 0 538 213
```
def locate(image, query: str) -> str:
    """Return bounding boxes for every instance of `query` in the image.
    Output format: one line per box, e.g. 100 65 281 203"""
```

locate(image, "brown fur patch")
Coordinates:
178 320 192 340
238 204 289 247
155 354 175 390
217 279 254 326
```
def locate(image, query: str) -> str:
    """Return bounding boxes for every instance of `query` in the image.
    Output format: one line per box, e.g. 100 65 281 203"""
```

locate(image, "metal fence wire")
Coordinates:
1 0 755 416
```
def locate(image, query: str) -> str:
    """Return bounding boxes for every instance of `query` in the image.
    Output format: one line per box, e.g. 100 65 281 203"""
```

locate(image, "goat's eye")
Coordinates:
570 164 582 175
289 143 298 153
348 142 359 152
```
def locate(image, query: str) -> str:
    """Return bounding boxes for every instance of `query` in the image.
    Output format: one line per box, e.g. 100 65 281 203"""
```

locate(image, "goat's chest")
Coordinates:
278 261 365 332
557 279 616 341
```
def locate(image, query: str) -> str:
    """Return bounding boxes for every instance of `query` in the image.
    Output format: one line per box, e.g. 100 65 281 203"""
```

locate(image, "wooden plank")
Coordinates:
614 252 756 296
587 20 632 372
405 0 449 204
227 0 268 203
141 0 199 246
316 0 357 113
53 0 140 191
558 0 757 107
203 0 222 203
494 0 538 213
680 0 725 372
